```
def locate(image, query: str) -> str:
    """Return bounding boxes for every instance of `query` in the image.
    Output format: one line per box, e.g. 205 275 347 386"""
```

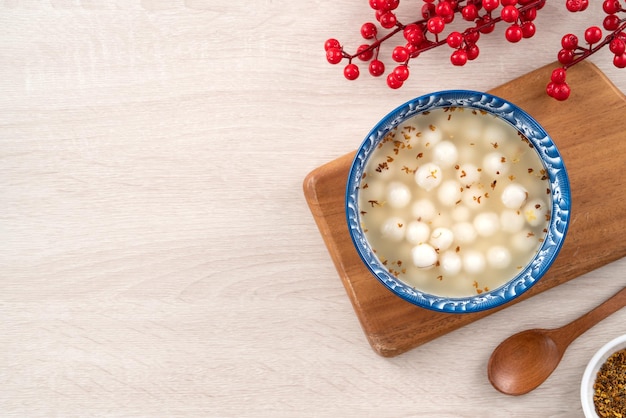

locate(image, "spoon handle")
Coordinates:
552 286 626 351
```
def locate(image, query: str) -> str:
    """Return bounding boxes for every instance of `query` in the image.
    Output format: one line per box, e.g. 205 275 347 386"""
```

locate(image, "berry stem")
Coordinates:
347 0 546 62
420 1 543 54
326 0 624 98
564 20 626 70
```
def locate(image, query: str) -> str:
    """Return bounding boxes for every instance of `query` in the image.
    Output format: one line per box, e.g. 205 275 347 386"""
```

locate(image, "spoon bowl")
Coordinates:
487 287 626 396
488 329 562 395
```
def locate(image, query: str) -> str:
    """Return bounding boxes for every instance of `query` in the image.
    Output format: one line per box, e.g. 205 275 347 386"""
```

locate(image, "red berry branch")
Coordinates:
324 0 626 100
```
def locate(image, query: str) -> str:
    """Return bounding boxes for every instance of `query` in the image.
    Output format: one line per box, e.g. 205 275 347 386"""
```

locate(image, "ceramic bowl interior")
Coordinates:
346 90 571 313
580 334 626 418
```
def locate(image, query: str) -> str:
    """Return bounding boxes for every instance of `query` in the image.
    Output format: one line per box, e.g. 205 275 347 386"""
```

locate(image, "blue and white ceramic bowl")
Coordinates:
346 90 571 313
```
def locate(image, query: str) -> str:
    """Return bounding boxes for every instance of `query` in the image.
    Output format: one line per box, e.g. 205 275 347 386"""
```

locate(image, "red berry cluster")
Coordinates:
324 0 626 100
547 0 626 100
324 0 545 89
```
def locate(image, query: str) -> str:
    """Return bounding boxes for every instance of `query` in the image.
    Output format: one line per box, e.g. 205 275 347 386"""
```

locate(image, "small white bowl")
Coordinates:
581 334 626 417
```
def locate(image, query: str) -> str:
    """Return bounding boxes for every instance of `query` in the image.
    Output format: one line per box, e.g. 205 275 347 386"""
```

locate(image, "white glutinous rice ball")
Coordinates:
421 126 443 147
411 243 438 269
500 209 525 233
411 198 437 222
512 229 539 252
461 188 485 210
473 212 500 237
363 178 385 199
415 163 443 191
369 157 394 179
430 212 452 229
452 205 471 222
463 250 486 274
453 222 477 244
482 152 510 177
381 217 406 242
456 163 481 186
487 246 512 269
440 251 462 276
523 198 549 227
455 114 483 142
429 212 452 229
432 141 459 169
437 179 462 207
401 122 421 148
430 227 454 251
482 121 509 146
406 221 431 245
386 181 411 208
501 183 528 209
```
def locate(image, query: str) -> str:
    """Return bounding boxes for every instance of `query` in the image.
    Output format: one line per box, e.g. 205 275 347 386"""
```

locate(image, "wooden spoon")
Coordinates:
487 286 626 396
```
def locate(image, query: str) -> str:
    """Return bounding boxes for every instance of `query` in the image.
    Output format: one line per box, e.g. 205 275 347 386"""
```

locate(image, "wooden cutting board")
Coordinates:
303 61 626 357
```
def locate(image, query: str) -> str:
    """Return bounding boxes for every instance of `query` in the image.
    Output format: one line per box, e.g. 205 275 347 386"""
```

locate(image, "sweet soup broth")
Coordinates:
358 107 551 298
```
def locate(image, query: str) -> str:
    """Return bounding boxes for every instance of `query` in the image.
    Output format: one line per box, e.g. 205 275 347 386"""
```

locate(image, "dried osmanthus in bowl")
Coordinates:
593 348 626 417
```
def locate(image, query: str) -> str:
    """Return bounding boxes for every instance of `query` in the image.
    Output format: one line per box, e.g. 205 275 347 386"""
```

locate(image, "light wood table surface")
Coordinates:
2 2 625 417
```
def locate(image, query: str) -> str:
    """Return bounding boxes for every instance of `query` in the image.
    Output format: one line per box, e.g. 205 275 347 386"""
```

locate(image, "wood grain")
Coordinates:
303 61 626 357
2 2 626 416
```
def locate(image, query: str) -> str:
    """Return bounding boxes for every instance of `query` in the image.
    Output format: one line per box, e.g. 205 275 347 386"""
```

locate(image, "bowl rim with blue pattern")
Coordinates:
345 90 571 313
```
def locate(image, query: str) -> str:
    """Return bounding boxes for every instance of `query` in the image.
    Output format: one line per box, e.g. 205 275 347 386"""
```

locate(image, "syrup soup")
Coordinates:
358 107 551 298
